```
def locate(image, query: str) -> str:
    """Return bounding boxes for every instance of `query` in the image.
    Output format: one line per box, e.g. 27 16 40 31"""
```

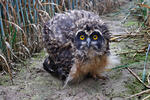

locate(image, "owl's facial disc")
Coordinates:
75 30 104 50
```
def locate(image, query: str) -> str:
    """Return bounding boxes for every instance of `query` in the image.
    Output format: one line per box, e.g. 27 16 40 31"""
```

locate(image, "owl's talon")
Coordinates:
98 76 108 80
92 74 108 80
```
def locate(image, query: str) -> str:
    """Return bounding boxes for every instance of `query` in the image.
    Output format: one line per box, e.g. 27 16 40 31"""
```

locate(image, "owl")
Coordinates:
43 10 112 87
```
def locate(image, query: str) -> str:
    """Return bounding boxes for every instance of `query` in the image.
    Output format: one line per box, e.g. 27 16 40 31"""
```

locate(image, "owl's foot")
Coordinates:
92 74 108 80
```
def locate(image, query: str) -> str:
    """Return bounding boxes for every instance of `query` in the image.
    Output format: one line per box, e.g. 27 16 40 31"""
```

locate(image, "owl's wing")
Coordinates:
43 16 74 80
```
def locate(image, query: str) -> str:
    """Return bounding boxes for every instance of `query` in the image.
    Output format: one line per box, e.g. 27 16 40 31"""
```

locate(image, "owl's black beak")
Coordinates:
86 37 91 48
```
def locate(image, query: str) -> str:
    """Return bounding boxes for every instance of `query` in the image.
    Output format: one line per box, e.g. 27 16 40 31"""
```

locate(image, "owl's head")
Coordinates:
75 28 105 51
72 17 110 55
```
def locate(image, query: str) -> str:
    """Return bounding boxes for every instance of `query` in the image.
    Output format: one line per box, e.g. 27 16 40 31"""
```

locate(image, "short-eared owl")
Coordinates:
43 10 113 87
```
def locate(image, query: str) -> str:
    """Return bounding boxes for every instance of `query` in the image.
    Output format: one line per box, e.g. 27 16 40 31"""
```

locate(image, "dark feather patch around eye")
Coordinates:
90 31 105 44
90 31 100 40
75 31 87 49
76 31 87 41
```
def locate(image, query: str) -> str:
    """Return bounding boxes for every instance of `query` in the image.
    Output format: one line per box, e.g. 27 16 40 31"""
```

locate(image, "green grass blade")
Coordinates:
142 44 150 82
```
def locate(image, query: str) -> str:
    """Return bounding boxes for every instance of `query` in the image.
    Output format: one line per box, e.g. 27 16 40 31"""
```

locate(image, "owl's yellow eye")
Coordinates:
80 35 85 40
93 35 98 40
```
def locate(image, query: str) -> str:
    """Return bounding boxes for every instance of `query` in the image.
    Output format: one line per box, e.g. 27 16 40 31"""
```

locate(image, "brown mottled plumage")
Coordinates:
43 10 112 87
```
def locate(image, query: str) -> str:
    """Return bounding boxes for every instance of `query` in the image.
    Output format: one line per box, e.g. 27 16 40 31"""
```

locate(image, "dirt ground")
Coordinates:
0 1 149 100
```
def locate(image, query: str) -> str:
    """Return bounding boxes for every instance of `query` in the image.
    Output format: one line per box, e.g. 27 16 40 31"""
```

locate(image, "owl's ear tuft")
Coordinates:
99 24 111 40
71 38 74 43
69 35 74 43
85 25 90 31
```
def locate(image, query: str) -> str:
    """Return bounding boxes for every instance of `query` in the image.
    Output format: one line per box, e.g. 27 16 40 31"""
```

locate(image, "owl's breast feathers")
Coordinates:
68 49 108 80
